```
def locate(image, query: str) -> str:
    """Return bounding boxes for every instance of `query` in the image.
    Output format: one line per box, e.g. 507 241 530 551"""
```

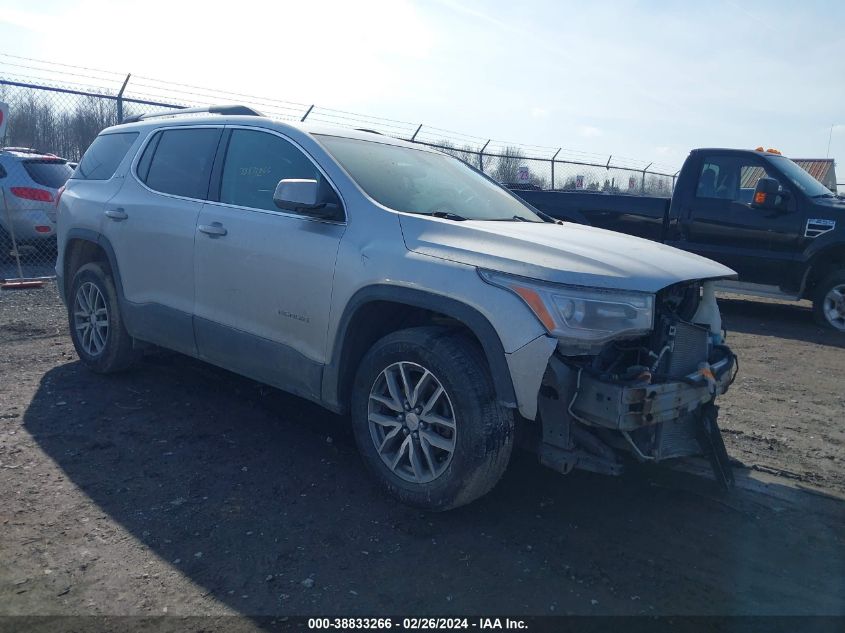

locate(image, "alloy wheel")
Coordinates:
823 284 845 332
73 281 109 356
367 361 457 484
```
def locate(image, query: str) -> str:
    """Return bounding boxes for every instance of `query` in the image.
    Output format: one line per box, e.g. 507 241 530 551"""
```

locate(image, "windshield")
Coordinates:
316 135 544 222
769 156 833 198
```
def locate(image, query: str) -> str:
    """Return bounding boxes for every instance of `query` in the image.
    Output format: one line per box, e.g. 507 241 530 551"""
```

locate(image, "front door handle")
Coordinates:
105 208 128 221
198 222 227 237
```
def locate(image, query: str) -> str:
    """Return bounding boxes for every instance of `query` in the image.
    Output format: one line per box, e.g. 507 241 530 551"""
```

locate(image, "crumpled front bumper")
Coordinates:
536 348 736 476
569 353 735 432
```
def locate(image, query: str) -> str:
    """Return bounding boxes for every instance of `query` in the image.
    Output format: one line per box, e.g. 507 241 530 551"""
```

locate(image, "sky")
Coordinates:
0 0 843 180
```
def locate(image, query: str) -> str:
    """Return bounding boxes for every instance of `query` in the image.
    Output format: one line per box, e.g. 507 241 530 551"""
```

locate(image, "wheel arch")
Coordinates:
801 244 845 299
62 229 125 301
322 286 517 415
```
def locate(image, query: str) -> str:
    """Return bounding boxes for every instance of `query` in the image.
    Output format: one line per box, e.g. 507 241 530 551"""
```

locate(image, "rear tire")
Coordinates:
351 326 514 511
812 270 845 332
68 262 139 372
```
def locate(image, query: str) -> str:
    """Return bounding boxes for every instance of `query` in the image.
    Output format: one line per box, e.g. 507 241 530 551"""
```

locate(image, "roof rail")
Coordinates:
122 104 264 124
354 128 383 135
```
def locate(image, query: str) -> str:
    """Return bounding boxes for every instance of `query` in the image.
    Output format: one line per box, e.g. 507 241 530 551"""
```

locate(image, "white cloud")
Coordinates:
578 125 603 138
1 0 436 106
530 107 549 119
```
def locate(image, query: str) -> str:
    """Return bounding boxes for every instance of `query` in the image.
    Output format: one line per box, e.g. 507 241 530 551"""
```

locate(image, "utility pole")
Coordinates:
827 124 834 158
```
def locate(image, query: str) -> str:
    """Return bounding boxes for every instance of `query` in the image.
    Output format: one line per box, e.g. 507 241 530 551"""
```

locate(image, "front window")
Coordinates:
316 135 544 222
768 156 834 198
219 129 325 212
697 156 782 204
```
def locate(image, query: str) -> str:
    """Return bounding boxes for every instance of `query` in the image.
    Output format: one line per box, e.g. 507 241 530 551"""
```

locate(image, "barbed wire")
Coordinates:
0 52 678 174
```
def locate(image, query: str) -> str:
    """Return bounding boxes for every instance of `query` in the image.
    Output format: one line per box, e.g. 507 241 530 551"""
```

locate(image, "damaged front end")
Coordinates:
535 281 738 488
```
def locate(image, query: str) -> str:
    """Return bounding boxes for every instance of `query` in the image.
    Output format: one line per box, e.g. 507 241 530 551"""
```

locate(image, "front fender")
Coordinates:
322 284 519 413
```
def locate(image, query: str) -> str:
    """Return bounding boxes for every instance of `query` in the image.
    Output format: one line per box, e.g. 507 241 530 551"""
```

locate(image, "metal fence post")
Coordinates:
1 188 24 280
410 124 423 143
301 105 314 122
116 73 131 124
479 140 490 173
641 162 652 193
551 148 561 190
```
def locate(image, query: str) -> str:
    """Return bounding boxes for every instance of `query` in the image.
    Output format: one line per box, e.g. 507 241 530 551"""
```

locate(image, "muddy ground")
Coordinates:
1 284 843 628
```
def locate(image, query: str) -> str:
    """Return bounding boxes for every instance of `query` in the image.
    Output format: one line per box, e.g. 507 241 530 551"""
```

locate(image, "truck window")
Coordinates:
697 156 778 205
739 165 778 203
697 162 724 199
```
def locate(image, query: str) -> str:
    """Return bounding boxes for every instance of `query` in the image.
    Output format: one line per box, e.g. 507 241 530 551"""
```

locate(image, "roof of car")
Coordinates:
108 114 434 152
0 147 66 160
690 147 794 158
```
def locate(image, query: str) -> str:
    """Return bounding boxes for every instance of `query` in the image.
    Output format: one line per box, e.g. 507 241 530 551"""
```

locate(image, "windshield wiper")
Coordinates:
511 215 532 222
428 210 468 221
811 193 836 199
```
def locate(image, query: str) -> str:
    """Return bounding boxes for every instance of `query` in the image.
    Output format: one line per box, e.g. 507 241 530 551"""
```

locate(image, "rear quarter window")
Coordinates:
24 160 74 188
73 132 139 181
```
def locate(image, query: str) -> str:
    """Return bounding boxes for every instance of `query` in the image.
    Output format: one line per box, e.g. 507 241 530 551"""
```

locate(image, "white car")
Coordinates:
56 105 738 510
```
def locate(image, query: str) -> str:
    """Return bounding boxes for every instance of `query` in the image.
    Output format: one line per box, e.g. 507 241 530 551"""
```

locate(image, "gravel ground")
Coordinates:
1 283 843 627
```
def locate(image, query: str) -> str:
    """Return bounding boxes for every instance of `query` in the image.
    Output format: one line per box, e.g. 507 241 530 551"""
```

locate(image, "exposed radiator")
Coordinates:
654 413 701 460
664 321 710 377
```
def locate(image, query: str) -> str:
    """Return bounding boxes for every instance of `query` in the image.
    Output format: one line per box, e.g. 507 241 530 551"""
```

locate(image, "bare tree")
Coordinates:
491 146 524 183
431 139 493 172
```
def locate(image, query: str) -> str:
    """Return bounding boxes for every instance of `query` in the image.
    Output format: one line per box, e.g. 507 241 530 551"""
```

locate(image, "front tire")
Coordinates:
812 270 845 332
68 262 138 372
351 326 514 511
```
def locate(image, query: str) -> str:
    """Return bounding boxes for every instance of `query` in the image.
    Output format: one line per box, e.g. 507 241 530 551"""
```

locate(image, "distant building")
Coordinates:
741 158 838 192
792 158 837 191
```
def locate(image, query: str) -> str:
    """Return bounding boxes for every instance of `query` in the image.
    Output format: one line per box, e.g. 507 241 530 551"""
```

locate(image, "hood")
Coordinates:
812 196 845 210
399 215 736 293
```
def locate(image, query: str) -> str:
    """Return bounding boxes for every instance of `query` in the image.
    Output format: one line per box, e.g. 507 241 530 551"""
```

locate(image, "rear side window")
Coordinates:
141 128 222 199
74 132 139 181
24 160 74 188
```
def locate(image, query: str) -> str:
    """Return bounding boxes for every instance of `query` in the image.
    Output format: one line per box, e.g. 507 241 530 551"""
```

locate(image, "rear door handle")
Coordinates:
105 208 128 221
198 222 227 237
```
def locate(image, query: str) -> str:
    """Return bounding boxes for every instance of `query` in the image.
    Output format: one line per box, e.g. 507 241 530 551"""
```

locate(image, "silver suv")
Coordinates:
57 106 738 510
1 147 73 258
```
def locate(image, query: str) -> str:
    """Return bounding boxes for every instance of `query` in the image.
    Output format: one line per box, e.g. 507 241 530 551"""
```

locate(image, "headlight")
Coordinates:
479 270 654 344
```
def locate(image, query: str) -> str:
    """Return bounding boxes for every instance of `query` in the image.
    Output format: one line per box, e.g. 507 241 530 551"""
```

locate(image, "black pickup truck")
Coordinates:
511 148 845 331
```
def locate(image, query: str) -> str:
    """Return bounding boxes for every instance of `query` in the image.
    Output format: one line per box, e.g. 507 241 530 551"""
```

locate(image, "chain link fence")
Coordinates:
0 70 679 283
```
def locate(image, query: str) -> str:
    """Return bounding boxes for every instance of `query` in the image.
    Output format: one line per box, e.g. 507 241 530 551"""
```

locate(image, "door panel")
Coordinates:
193 203 344 397
669 155 802 285
193 128 346 396
103 126 222 354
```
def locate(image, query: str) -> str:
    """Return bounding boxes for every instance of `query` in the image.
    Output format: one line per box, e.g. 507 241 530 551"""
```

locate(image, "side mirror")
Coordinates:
274 179 319 211
273 178 341 219
751 177 781 209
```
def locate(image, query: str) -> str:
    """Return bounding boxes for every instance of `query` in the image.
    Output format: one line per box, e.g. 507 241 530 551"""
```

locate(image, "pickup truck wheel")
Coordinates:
351 326 514 511
813 271 845 332
68 262 138 373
